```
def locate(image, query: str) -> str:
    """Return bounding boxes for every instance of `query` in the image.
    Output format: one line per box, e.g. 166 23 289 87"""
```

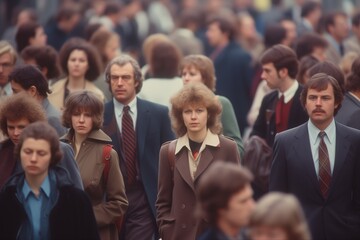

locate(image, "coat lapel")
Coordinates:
175 149 195 191
136 98 149 162
194 147 215 182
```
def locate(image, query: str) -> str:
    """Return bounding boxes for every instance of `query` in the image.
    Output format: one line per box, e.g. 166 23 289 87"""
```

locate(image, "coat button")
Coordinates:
181 204 186 209
181 224 186 229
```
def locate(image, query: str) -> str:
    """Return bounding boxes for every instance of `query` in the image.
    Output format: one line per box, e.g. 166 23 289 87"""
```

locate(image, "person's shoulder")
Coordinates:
337 122 360 137
138 98 168 112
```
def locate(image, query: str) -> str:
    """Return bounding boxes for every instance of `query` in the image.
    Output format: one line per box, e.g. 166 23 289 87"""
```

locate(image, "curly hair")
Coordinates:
62 90 103 130
15 121 62 167
170 82 222 137
0 93 46 136
180 55 216 92
59 37 102 81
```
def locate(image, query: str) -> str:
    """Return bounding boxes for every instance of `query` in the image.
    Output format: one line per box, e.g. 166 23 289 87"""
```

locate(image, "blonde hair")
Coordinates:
249 193 311 240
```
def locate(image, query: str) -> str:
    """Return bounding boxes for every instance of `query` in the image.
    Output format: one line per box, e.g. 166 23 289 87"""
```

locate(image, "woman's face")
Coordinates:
250 225 288 240
29 27 47 46
182 103 208 135
21 138 51 179
104 35 120 62
67 49 89 79
71 109 94 136
181 65 203 85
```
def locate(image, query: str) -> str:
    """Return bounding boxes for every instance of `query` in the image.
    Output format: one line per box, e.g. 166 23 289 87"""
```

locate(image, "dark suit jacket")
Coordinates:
102 98 175 217
335 92 360 130
213 41 253 134
251 84 308 147
270 122 360 240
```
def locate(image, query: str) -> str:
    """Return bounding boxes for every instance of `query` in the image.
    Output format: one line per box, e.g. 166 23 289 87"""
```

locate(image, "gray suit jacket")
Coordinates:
335 92 360 130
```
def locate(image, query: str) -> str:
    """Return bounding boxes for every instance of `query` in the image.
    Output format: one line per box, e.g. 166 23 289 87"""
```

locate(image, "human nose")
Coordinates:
316 97 322 106
14 128 21 136
261 71 266 80
191 111 197 119
30 152 37 162
79 114 85 122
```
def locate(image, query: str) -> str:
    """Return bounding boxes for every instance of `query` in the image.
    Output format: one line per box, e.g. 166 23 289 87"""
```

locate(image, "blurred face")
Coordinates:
182 104 208 136
239 16 257 40
0 52 15 87
281 20 297 47
71 110 93 136
10 81 25 94
305 83 337 130
250 226 288 240
312 47 326 61
206 22 226 47
67 50 89 79
29 27 47 46
21 138 50 180
110 63 138 105
182 66 203 85
219 184 255 230
261 63 283 90
105 35 121 62
7 118 30 145
329 15 349 41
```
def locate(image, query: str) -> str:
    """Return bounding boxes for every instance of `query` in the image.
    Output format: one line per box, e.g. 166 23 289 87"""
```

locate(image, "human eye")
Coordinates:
183 109 192 114
308 95 317 101
23 148 33 155
196 108 204 114
37 151 48 157
122 75 132 81
84 112 92 117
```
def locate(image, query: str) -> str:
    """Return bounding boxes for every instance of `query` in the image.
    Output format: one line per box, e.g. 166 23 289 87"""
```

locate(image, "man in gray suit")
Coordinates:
270 73 360 240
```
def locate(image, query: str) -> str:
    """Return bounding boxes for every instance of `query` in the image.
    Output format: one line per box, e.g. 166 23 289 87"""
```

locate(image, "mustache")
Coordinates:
312 108 325 113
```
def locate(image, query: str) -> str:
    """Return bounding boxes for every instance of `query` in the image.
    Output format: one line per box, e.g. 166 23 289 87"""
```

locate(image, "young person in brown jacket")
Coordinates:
61 90 128 240
156 83 241 240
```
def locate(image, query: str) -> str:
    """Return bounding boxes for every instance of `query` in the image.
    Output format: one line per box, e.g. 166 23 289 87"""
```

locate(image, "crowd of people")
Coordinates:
1 0 360 240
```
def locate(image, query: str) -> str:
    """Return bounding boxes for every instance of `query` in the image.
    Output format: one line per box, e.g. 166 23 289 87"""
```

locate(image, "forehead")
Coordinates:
69 49 87 58
0 52 14 63
22 138 50 151
307 83 334 95
183 102 206 109
7 118 30 126
110 63 134 75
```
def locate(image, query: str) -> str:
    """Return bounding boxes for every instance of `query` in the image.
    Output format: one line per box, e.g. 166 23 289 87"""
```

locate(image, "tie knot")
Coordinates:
319 131 326 139
123 105 130 113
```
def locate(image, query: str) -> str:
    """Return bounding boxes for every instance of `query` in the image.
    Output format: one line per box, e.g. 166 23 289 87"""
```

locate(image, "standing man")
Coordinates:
197 162 255 240
206 14 253 134
251 44 308 147
0 41 16 98
270 73 360 240
102 54 175 239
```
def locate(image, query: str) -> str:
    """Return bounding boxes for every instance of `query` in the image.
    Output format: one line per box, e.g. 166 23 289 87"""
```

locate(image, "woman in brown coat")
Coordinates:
61 90 128 240
156 83 241 240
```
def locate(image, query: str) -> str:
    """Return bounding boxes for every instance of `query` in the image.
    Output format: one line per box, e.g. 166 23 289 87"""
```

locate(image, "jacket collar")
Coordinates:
61 129 112 144
175 129 220 154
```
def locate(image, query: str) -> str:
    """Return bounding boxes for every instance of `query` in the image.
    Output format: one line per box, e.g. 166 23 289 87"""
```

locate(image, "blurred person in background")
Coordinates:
297 55 320 85
296 0 322 37
295 32 328 61
0 41 17 98
15 22 47 54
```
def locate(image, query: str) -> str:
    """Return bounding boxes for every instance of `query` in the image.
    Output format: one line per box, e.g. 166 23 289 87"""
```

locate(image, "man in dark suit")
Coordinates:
270 73 360 240
102 54 175 239
251 44 308 147
206 14 253 134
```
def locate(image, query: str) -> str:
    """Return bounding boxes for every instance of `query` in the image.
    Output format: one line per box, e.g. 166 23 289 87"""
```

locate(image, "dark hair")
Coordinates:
59 37 102 81
301 1 321 18
0 93 46 136
62 90 104 129
324 11 347 33
197 162 253 226
150 41 182 78
103 2 122 15
83 23 104 41
300 73 344 115
308 61 345 93
55 5 81 22
297 55 319 84
105 54 143 93
15 121 62 167
260 44 298 79
21 45 61 80
207 14 237 41
170 82 222 137
15 22 42 53
346 57 360 92
351 11 360 27
9 65 51 97
295 33 328 60
264 24 287 49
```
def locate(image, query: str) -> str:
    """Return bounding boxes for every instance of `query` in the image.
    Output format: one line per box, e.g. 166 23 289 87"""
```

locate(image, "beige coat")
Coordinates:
49 78 105 111
61 129 128 240
156 132 241 240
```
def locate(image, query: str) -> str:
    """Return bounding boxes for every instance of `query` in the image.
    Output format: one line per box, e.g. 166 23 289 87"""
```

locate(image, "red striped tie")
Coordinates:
122 106 137 185
319 131 331 198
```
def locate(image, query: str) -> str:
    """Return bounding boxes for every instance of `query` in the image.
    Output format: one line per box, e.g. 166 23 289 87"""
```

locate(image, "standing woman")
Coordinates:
180 54 244 156
61 91 128 240
0 122 100 240
48 37 105 111
156 83 241 240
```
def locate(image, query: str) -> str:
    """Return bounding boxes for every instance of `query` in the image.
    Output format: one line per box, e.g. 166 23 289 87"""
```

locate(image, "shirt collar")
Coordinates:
175 129 220 154
308 118 336 145
113 97 137 116
2 82 13 95
278 81 299 103
324 33 342 52
22 175 51 199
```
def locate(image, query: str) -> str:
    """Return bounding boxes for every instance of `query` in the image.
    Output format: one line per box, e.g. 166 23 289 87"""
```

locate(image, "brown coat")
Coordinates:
156 134 241 240
61 129 128 240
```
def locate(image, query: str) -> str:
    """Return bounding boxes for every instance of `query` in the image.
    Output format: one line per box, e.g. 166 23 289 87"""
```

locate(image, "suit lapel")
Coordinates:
175 149 195 191
194 147 215 182
136 98 149 162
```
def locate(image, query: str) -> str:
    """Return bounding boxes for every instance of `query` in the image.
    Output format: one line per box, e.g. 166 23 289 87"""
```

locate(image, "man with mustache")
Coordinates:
270 73 360 240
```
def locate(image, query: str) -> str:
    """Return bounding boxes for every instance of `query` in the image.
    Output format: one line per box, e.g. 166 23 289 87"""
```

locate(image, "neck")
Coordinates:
187 128 207 143
311 118 333 131
217 219 241 238
25 172 48 197
351 90 360 99
67 76 86 90
279 78 294 93
74 132 88 145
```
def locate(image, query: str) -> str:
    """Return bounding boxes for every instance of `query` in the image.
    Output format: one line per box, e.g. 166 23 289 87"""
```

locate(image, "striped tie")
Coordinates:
318 131 331 198
122 106 137 185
